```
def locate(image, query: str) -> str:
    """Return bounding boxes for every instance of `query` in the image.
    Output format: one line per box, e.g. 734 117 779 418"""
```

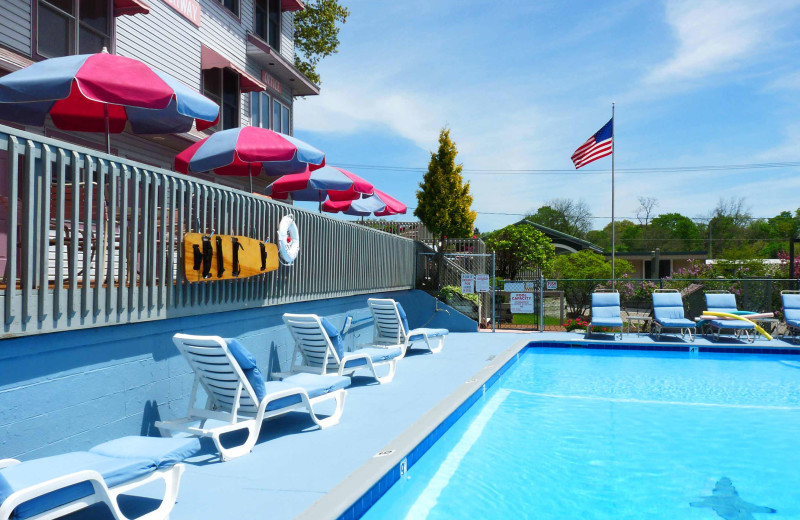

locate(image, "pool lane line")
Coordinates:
402 389 511 520
507 389 800 411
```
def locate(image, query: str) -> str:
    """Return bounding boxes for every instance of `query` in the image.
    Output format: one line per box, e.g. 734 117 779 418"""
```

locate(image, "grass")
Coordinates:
511 314 563 326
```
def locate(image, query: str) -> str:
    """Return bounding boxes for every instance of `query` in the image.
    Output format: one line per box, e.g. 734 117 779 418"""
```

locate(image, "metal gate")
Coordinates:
415 248 496 330
497 277 544 331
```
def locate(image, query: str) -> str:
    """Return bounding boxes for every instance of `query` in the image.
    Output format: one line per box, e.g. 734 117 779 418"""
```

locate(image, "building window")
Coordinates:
37 0 111 58
218 0 239 17
254 0 281 50
249 91 271 129
271 98 291 134
203 68 240 131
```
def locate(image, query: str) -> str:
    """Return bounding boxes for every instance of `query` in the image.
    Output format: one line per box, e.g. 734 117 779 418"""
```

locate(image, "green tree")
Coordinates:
650 213 701 250
546 250 633 317
484 224 556 279
526 198 592 238
415 129 476 244
293 0 350 85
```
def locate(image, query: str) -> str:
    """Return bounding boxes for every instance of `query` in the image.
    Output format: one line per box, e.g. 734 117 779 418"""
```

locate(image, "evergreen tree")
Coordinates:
415 129 476 246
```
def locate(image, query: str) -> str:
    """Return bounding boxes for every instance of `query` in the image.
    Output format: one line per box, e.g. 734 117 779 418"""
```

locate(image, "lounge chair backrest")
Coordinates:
283 314 342 372
591 292 621 319
172 334 261 415
368 298 406 344
652 291 686 320
782 293 800 322
705 293 737 313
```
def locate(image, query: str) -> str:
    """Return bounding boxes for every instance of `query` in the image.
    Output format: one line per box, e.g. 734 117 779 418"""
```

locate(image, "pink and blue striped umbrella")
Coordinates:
322 189 407 217
265 165 373 201
0 52 219 135
175 126 325 178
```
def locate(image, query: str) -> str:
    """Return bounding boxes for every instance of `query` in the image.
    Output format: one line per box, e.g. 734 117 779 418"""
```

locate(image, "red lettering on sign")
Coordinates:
162 0 202 28
261 71 283 94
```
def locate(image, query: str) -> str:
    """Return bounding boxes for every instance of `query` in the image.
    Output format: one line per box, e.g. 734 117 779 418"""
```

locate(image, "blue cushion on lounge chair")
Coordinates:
224 338 267 402
89 436 202 468
656 317 696 328
591 318 623 328
0 452 154 519
783 294 800 322
709 319 755 330
787 318 800 328
320 317 345 360
396 303 410 334
653 292 689 321
705 293 738 313
261 374 350 410
343 347 402 368
408 328 449 341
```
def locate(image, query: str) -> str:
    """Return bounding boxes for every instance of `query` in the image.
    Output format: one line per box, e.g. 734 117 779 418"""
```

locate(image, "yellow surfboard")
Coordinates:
184 233 279 283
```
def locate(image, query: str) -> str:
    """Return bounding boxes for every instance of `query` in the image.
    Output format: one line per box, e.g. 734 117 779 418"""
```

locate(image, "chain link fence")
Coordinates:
542 278 799 333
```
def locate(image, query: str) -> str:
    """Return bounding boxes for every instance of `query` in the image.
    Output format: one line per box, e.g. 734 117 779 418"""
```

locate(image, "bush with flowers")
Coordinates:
563 318 587 332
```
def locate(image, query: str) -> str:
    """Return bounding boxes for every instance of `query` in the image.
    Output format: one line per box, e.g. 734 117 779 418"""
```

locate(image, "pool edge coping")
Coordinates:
294 337 530 520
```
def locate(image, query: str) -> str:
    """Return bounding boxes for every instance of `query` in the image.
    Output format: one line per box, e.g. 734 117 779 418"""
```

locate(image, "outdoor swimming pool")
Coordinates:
361 347 800 519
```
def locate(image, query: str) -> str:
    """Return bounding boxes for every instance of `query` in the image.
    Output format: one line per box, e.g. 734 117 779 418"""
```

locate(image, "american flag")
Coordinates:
571 118 613 169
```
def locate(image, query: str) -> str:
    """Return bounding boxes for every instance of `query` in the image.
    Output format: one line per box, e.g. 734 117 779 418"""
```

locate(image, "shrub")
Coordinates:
439 285 481 305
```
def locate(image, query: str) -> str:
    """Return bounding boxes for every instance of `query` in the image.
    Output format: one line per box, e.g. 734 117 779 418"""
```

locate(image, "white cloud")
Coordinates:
645 0 798 85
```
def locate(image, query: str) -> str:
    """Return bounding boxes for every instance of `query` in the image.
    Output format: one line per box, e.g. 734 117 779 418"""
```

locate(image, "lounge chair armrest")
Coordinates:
0 458 20 469
0 469 109 519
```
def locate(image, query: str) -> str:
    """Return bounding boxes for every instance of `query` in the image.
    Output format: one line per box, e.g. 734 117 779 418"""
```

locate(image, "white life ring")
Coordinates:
278 214 300 265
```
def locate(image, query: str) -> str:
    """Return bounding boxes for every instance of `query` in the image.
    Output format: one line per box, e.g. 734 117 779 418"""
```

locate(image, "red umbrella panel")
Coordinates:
322 189 407 217
174 126 325 178
265 165 373 202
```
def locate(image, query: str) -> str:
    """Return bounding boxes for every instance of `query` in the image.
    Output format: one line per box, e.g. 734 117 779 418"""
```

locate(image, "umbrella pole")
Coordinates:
249 171 253 194
104 104 111 154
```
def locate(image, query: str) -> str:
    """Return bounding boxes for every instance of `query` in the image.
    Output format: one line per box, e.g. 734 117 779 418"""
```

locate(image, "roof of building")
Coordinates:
514 220 604 253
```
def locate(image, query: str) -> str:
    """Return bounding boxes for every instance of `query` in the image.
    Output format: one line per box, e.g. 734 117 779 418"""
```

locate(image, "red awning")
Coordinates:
201 45 266 93
281 0 305 11
114 0 150 16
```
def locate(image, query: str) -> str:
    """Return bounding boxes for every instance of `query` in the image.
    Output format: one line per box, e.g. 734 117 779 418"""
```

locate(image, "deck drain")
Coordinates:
465 378 478 384
374 450 395 458
486 355 496 361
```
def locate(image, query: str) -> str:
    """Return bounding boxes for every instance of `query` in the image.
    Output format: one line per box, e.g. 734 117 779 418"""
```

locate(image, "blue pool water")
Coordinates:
362 348 800 519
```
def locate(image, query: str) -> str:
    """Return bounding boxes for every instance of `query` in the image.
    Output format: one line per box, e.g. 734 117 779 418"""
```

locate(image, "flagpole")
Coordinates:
611 102 615 289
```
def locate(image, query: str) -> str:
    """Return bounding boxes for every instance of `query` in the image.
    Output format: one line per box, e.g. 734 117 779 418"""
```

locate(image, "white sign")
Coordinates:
504 281 525 292
460 274 475 294
546 280 557 290
475 274 490 293
510 292 534 313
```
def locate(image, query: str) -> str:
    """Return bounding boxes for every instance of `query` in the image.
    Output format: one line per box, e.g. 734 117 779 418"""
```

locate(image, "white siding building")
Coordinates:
0 0 319 191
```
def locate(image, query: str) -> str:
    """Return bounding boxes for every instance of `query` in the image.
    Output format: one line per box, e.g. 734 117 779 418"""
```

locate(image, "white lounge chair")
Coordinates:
281 313 402 384
155 334 349 461
0 435 200 520
367 298 448 358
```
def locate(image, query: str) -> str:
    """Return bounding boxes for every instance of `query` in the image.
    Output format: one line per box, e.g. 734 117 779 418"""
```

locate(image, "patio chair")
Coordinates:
0 435 200 520
155 334 349 461
367 298 449 357
704 291 755 343
651 289 696 342
587 290 623 340
781 290 800 343
281 313 402 384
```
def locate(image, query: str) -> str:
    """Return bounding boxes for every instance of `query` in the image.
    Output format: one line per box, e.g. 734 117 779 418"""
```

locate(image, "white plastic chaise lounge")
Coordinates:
367 298 449 357
651 289 696 342
587 290 623 340
281 313 402 384
0 435 201 520
155 334 349 461
703 291 756 343
781 290 800 343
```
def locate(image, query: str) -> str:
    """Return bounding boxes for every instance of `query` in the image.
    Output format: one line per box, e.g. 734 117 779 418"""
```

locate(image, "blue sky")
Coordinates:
293 0 800 232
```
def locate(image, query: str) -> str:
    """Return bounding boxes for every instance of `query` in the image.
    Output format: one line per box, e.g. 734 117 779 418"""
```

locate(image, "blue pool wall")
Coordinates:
0 289 476 460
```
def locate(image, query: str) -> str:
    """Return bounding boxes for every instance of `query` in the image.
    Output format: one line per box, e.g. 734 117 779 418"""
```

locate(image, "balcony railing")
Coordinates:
0 125 415 337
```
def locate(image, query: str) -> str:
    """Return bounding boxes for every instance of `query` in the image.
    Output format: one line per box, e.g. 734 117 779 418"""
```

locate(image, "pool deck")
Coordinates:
68 330 800 520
